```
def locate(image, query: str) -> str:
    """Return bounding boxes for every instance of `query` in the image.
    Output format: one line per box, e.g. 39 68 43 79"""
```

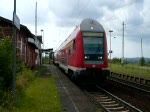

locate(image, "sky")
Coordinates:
0 0 150 58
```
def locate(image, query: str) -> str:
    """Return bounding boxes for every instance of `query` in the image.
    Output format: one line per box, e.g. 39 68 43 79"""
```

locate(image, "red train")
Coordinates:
54 18 110 83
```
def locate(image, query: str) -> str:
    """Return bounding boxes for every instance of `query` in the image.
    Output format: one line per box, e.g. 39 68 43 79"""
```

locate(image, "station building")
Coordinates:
0 16 43 67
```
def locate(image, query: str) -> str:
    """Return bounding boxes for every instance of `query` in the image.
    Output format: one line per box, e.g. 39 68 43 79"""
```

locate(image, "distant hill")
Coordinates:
126 57 150 63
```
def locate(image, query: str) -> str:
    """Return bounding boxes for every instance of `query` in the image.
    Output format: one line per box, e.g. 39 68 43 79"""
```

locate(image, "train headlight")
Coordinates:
98 56 102 60
84 56 89 59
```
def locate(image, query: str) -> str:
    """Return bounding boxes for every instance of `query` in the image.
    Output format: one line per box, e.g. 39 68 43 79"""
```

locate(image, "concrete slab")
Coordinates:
50 64 99 112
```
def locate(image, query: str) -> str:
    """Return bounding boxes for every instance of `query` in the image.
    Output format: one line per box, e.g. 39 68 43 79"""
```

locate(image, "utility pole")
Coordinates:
12 0 17 98
109 30 113 67
41 29 44 48
35 2 37 43
41 29 45 58
141 38 143 58
121 22 125 66
12 0 20 98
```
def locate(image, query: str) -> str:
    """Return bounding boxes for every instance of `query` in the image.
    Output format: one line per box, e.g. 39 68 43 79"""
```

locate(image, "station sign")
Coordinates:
13 12 20 30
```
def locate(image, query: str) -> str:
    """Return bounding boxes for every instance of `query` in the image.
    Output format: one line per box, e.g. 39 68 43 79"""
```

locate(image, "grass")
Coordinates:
13 76 62 112
109 63 150 78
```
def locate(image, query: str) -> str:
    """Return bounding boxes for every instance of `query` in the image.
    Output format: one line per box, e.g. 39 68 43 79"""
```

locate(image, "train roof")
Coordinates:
56 18 105 51
80 18 104 32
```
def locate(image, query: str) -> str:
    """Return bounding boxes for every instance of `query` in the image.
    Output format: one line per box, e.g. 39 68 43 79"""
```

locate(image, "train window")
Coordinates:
68 49 70 55
73 39 76 50
83 37 104 55
70 46 72 54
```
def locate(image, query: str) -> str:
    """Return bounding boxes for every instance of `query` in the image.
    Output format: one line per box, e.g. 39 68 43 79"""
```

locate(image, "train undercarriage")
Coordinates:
68 68 110 85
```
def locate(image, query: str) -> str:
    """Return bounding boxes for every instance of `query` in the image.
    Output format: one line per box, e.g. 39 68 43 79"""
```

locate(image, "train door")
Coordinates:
66 50 68 65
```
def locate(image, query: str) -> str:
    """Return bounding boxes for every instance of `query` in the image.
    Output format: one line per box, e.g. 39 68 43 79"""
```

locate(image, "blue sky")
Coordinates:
0 0 150 58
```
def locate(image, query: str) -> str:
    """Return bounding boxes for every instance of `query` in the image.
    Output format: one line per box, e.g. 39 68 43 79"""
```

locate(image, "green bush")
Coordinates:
111 58 121 64
0 37 13 90
138 57 145 66
0 36 37 111
16 67 35 92
42 57 50 64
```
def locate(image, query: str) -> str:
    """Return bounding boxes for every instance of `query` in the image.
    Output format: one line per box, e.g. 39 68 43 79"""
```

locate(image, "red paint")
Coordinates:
55 26 108 69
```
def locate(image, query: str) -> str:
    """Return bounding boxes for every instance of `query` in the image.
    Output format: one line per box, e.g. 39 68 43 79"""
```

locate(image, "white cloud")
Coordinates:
0 0 150 58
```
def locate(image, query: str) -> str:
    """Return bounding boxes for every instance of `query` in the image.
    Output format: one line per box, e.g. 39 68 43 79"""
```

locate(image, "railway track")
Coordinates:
110 71 150 88
107 72 150 94
83 85 142 112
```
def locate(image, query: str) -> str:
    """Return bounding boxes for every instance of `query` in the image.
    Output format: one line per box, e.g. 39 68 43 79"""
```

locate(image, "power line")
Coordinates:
116 0 139 13
101 0 139 23
70 0 91 26
126 21 150 28
62 0 91 39
70 0 79 18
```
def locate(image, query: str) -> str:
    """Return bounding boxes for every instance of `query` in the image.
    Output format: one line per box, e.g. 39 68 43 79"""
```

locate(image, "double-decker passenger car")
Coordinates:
54 18 109 83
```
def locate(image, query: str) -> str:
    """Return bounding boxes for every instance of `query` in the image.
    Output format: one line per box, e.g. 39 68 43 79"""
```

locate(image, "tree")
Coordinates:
0 37 13 90
112 57 121 64
139 57 145 66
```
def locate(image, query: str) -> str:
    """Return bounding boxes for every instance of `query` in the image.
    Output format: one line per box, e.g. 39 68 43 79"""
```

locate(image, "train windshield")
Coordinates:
82 32 104 64
83 32 104 55
83 37 103 54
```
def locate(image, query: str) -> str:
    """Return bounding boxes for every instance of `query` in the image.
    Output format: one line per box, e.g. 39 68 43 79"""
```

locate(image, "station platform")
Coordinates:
50 64 99 112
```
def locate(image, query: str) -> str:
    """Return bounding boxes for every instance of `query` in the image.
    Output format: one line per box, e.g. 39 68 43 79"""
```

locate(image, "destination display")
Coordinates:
82 32 103 37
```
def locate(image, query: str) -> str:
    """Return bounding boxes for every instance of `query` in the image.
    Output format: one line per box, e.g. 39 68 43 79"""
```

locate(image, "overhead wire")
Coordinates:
70 0 91 26
62 0 91 39
61 0 142 41
70 0 79 19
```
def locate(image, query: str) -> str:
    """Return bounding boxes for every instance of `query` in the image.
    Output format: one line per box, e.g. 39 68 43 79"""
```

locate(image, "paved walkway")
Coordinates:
50 64 99 112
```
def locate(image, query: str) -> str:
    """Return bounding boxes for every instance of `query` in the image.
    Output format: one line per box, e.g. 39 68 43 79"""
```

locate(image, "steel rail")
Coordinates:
107 76 150 94
96 85 143 112
83 85 142 112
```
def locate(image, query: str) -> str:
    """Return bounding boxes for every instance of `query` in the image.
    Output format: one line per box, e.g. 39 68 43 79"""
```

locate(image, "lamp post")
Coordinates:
41 29 44 49
41 29 45 58
109 30 113 67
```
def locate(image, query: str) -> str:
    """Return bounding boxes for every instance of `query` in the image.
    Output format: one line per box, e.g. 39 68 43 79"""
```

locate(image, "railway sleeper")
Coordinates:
99 96 109 99
98 98 112 102
118 110 130 112
98 94 106 97
102 103 119 107
104 104 124 110
100 100 115 104
106 106 126 111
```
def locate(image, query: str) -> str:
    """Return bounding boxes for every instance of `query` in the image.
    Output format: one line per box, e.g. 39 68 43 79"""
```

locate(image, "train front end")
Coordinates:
75 19 110 83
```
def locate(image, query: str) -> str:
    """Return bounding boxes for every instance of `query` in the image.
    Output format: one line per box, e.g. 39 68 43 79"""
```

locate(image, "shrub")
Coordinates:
0 37 13 90
138 57 145 66
16 67 35 92
111 57 121 64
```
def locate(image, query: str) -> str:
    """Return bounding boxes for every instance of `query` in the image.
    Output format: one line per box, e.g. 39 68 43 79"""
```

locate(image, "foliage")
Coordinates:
109 63 150 77
138 57 145 66
49 52 53 60
16 67 35 93
13 76 62 112
0 37 13 90
145 62 150 67
42 57 50 64
0 37 14 110
1 64 40 111
0 36 37 110
16 59 25 73
111 57 121 64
